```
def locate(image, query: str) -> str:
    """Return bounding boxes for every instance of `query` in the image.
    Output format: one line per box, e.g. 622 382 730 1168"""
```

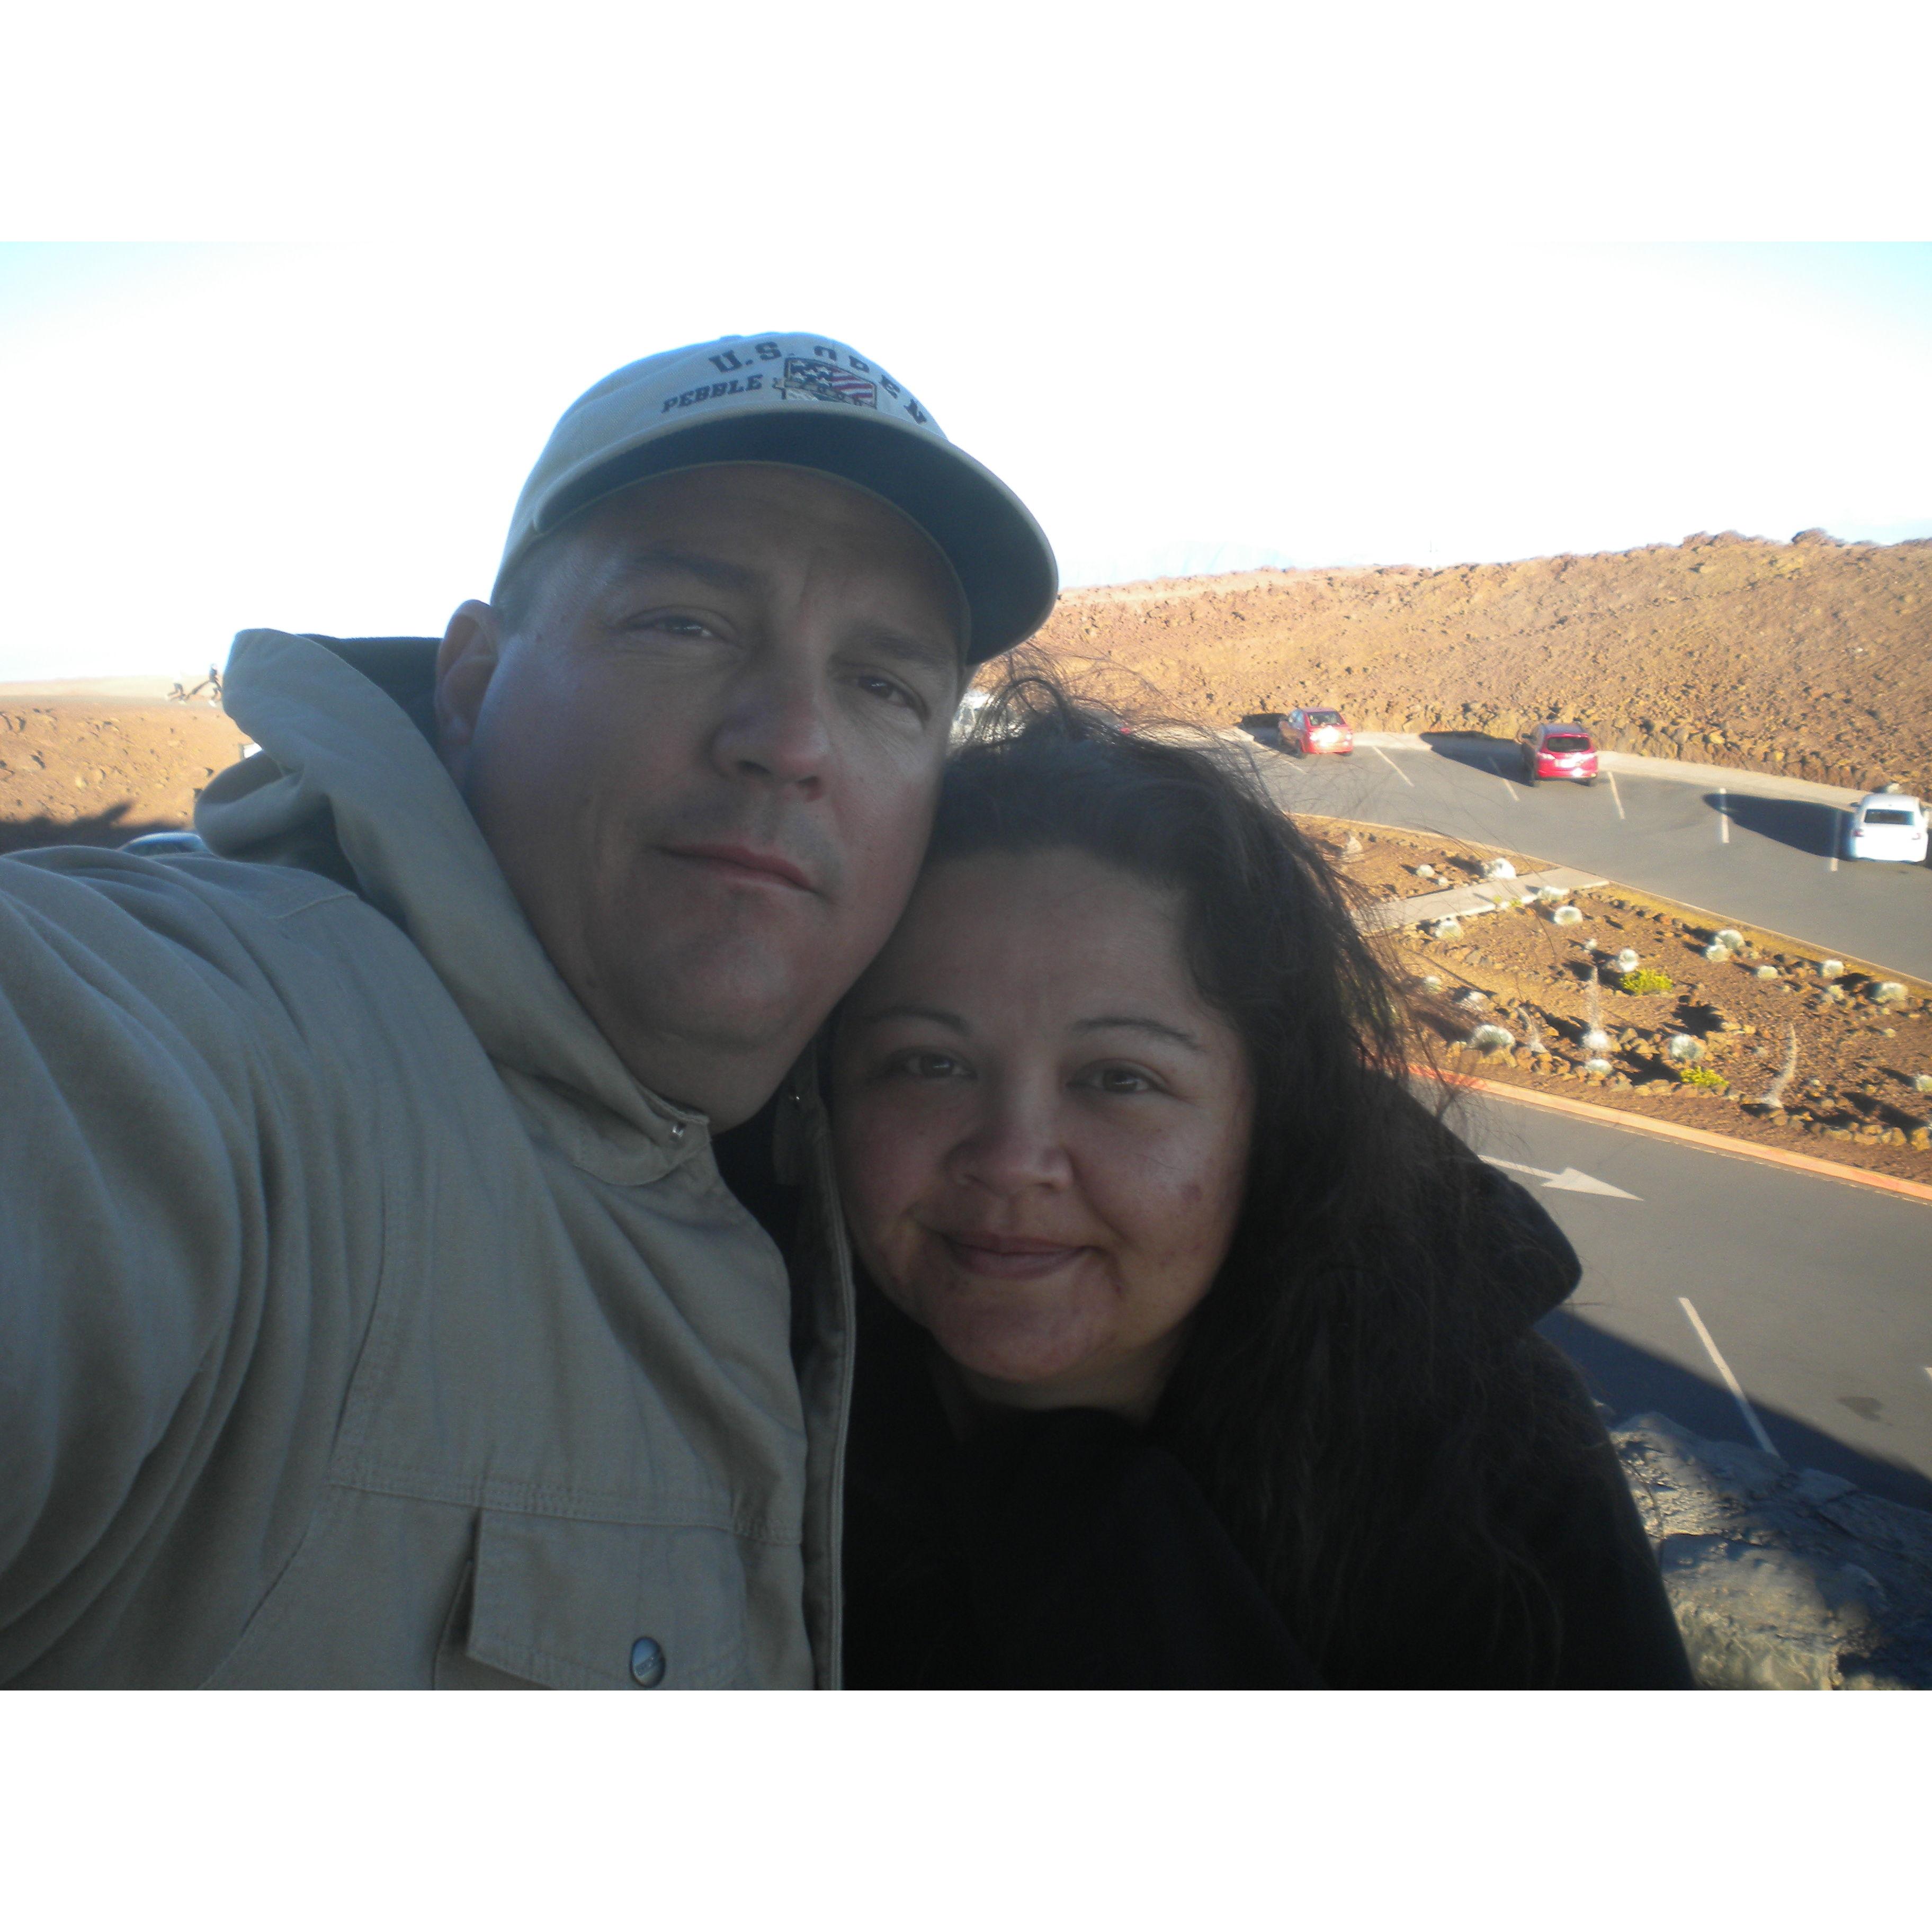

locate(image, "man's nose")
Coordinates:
709 659 833 795
951 1085 1072 1197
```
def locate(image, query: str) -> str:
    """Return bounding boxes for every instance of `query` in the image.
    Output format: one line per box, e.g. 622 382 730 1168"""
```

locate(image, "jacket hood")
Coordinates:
196 628 702 1176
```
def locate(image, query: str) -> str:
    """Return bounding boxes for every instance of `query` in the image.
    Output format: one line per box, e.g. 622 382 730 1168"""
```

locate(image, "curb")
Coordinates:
1339 732 1867 808
1280 780 1931 994
1428 1067 1932 1206
1555 888 1931 1000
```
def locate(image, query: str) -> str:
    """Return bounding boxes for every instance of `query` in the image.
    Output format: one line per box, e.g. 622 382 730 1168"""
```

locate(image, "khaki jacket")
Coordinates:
0 630 854 1688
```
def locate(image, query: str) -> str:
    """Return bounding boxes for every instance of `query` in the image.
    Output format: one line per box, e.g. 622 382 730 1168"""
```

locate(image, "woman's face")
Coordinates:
830 847 1254 1418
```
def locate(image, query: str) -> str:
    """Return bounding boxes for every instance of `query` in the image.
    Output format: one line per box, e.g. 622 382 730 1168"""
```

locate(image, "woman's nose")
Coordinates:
950 1089 1072 1196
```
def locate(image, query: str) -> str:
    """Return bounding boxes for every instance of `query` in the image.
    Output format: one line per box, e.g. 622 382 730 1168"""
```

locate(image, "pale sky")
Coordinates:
2 10 1928 683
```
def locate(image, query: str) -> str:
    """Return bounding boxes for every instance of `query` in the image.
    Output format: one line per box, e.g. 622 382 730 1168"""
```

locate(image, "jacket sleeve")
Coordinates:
0 852 282 1669
1520 1338 1696 1688
1437 1099 1586 1323
1406 1095 1688 1685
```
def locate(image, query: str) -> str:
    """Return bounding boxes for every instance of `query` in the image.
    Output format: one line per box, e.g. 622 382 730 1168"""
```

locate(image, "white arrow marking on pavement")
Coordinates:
1481 1155 1641 1199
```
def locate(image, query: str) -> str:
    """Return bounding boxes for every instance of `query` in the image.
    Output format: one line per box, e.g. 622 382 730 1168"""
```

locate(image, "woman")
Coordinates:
830 682 1692 1689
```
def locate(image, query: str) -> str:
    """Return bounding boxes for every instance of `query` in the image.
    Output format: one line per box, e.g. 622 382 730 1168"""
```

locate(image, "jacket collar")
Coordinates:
195 628 705 1182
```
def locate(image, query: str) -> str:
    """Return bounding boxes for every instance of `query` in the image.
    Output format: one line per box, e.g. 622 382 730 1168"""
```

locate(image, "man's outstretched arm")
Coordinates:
0 849 337 1683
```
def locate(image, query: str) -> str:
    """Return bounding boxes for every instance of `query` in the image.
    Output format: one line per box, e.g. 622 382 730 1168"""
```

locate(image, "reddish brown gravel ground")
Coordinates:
0 700 249 855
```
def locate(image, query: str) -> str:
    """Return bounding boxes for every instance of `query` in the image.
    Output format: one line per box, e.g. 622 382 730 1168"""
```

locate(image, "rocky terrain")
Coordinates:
1614 1413 1932 1689
1316 821 1932 1184
0 697 246 854
1032 530 1932 799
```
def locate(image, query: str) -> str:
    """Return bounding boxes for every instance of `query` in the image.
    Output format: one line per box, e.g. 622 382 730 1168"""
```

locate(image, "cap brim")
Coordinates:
530 408 1057 663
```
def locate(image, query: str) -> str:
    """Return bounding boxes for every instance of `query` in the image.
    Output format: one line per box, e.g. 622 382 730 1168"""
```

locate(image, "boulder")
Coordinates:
1613 1414 1932 1690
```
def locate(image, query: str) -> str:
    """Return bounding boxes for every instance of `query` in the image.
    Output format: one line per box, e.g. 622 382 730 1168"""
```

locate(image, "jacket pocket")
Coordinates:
438 1510 750 1690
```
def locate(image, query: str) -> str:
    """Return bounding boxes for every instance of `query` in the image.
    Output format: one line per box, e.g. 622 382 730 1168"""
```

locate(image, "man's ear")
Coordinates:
435 600 503 788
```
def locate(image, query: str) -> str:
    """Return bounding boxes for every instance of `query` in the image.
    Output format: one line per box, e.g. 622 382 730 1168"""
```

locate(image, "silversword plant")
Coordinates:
1761 1022 1799 1109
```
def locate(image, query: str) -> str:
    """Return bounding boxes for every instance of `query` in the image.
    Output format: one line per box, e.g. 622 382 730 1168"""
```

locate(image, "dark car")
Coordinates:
1518 721 1598 786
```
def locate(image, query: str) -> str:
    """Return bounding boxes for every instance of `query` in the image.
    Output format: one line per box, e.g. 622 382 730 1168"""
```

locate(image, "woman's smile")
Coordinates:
933 1230 1094 1280
830 845 1254 1419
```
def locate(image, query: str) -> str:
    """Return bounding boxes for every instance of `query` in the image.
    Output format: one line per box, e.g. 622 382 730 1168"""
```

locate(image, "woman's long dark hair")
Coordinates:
929 674 1597 1686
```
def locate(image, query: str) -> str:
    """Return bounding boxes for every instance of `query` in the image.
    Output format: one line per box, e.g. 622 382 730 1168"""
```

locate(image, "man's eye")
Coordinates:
851 672 920 713
619 612 718 642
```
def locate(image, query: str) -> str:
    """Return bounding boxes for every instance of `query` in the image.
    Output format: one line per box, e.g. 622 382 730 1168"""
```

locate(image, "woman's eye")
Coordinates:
887 1050 967 1081
1086 1065 1157 1095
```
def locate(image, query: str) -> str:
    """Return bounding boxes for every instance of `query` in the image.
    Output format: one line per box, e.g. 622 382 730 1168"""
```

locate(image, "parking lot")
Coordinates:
1245 730 1932 982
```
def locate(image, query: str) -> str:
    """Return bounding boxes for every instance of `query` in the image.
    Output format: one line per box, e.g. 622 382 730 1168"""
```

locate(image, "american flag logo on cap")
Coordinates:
779 356 878 409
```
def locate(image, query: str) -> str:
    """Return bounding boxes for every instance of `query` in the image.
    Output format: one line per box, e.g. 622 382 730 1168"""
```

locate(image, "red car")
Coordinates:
1518 721 1599 785
1279 707 1354 756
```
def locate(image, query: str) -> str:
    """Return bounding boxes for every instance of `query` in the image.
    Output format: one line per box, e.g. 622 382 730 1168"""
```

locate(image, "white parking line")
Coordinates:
1488 758 1518 803
1679 1298 1778 1457
1924 1366 1932 1389
1371 746 1414 788
1718 788 1730 844
1606 767 1626 821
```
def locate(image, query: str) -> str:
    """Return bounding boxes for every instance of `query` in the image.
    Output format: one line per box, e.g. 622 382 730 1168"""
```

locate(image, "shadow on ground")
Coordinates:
0 807 184 857
1541 1305 1932 1512
1707 790 1843 860
1419 731 1523 776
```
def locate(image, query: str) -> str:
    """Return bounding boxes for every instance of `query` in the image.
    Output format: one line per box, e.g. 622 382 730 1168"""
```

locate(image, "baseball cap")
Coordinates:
496 333 1058 662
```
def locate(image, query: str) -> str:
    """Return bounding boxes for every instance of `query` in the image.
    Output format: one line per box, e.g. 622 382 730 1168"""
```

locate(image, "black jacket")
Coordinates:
841 1173 1695 1690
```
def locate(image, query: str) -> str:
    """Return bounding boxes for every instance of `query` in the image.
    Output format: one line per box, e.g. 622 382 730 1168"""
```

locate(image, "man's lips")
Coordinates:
659 843 814 891
937 1232 1090 1281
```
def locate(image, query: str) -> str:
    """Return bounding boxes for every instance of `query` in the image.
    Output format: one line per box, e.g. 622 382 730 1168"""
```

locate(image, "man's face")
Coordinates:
437 462 966 1129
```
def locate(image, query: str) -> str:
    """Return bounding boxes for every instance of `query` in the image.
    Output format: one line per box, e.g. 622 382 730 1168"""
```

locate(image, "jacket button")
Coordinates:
669 1124 686 1142
630 1636 667 1687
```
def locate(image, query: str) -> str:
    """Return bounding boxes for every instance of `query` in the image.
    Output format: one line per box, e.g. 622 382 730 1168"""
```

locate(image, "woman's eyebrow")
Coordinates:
852 1003 971 1033
1072 1016 1204 1051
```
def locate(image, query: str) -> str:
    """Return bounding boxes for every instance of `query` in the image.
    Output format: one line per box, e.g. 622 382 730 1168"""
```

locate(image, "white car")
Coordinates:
1844 790 1928 863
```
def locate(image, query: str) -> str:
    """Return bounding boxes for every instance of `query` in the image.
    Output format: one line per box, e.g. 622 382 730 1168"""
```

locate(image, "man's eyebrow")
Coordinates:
1071 1016 1205 1052
612 551 962 672
851 1003 970 1033
846 622 963 681
614 546 762 594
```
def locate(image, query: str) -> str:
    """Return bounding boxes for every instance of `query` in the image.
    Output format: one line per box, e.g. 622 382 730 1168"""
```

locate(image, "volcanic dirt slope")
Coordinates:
1030 530 1932 798
0 701 247 855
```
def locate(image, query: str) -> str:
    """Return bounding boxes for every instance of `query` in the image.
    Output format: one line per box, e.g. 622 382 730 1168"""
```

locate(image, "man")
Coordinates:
0 334 1056 1687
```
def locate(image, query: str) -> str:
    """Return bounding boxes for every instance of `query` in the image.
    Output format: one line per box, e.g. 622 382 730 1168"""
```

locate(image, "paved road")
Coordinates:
1241 732 1932 981
1450 1086 1932 1510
